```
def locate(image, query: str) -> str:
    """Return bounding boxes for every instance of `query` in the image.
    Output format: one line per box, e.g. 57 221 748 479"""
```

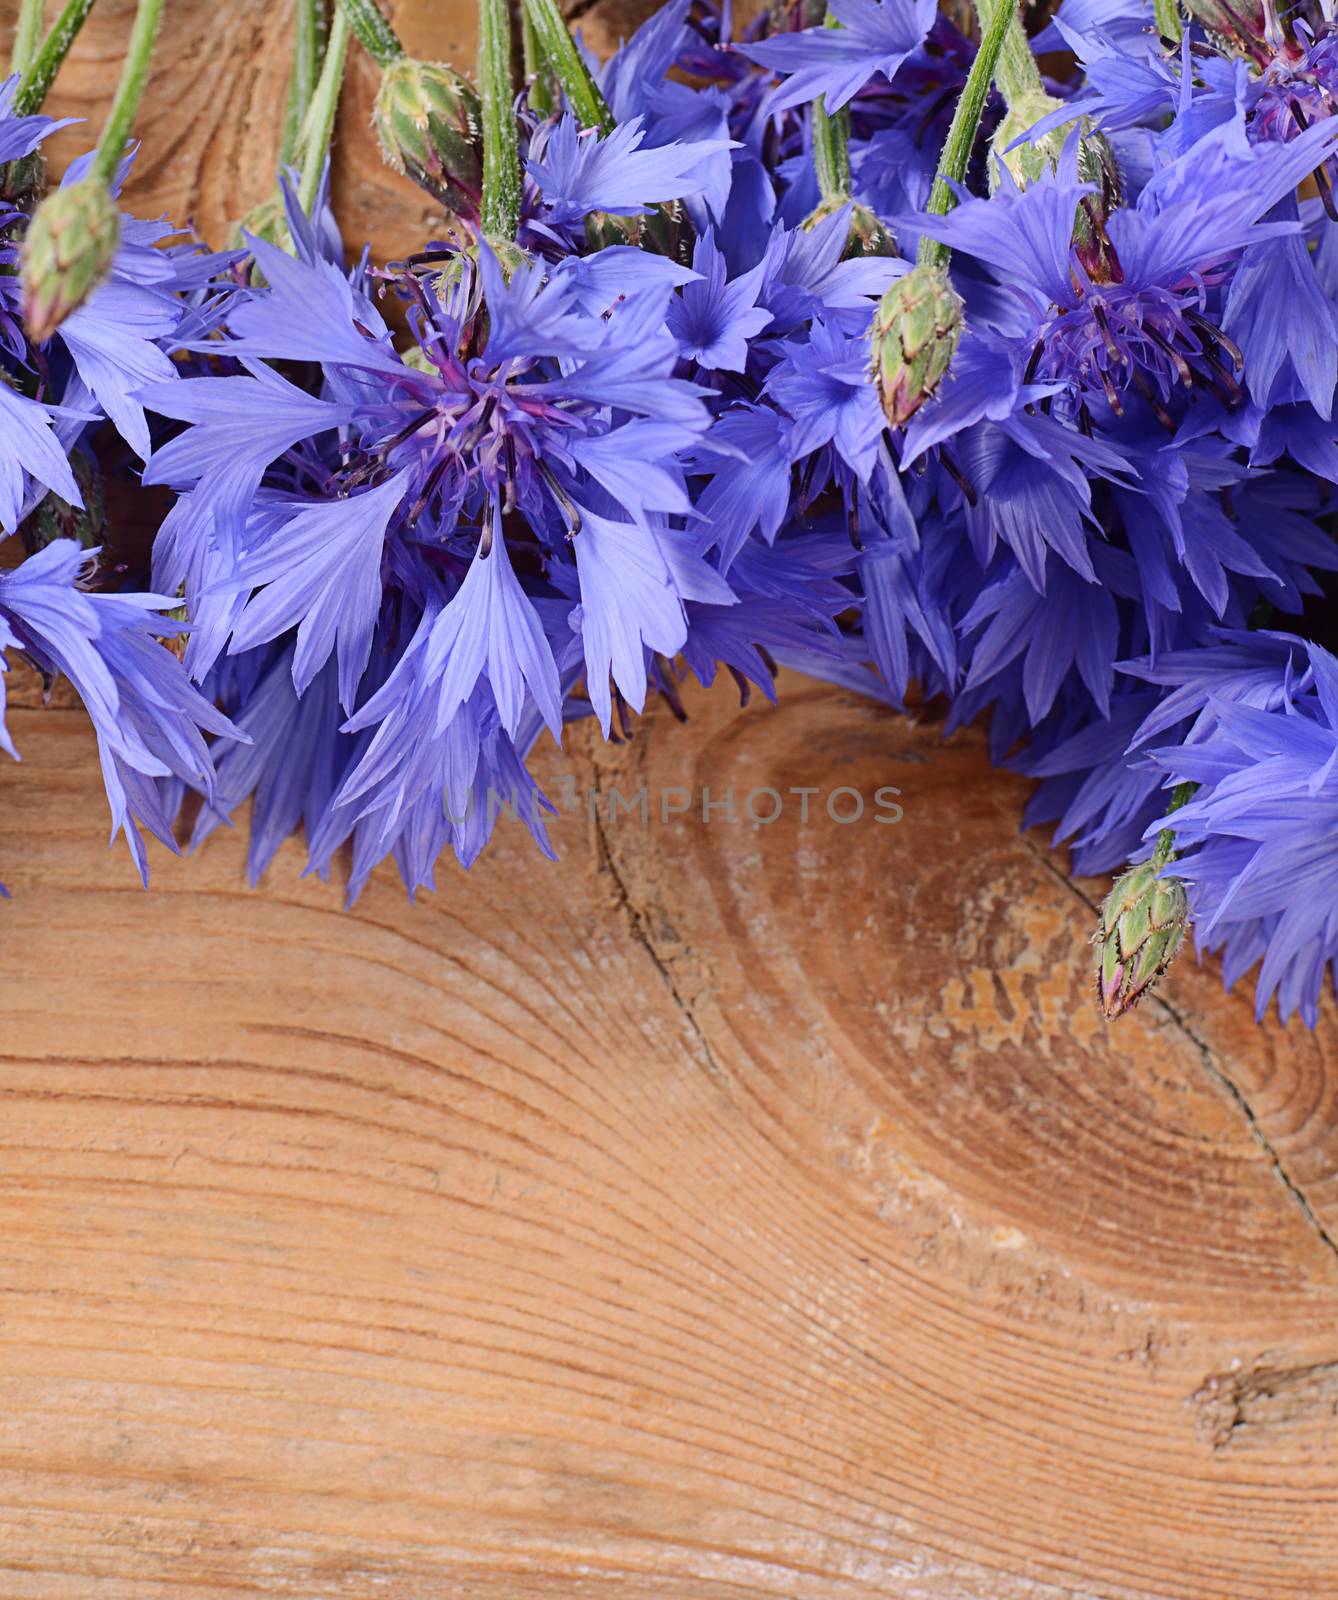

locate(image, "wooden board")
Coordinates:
4 2 1338 1595
19 0 645 265
4 668 1338 1598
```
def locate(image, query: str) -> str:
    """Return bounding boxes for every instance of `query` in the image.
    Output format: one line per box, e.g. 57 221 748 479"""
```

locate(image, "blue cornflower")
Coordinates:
767 317 888 480
666 228 772 371
0 541 245 881
191 645 346 888
1015 686 1174 875
1121 628 1313 742
689 405 795 568
1222 201 1338 418
915 118 1338 420
527 115 736 228
739 0 938 115
221 472 413 713
139 223 745 882
0 378 82 533
1150 643 1338 1025
759 204 905 335
0 74 76 165
961 547 1121 723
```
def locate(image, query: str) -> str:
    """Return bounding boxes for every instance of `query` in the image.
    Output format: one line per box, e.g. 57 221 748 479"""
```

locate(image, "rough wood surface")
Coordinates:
4 2 1338 1596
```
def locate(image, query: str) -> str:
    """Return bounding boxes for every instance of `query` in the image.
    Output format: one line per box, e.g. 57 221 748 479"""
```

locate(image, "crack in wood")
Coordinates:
1192 1356 1338 1449
588 766 730 1087
1021 837 1338 1278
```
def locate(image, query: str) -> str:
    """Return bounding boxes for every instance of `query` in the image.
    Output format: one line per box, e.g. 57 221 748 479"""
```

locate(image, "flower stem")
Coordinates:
1153 780 1199 862
89 0 163 186
974 0 1043 107
812 10 851 202
333 0 402 68
521 0 556 117
521 0 613 133
13 0 96 117
917 0 1016 266
298 3 350 216
10 0 45 76
281 0 328 168
812 98 851 199
479 0 521 240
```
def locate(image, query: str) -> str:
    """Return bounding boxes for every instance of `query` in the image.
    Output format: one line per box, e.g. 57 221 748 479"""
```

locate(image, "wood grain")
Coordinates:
3 669 1338 1599
4 2 1338 1595
0 0 651 257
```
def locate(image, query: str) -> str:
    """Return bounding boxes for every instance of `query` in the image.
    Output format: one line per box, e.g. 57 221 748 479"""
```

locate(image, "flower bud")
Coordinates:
21 175 121 342
1073 130 1123 282
584 209 654 252
989 90 1069 189
1181 0 1279 65
1095 858 1190 1019
0 150 45 212
801 196 897 259
870 262 964 428
989 95 1122 201
584 200 695 266
373 57 483 220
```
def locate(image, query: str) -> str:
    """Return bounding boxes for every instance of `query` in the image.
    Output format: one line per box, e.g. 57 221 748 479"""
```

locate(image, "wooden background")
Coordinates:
3 3 1338 1596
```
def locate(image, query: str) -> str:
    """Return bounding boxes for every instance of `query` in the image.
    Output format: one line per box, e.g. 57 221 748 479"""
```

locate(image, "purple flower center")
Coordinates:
1030 282 1241 421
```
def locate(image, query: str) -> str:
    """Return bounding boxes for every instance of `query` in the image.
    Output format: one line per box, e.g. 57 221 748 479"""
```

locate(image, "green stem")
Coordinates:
1153 0 1183 43
280 0 327 167
974 0 1042 106
917 0 1016 266
13 0 96 116
10 0 45 76
812 98 850 200
334 0 401 68
89 0 163 186
1153 781 1198 864
521 0 555 117
298 4 350 216
811 10 850 203
521 0 613 133
479 0 521 240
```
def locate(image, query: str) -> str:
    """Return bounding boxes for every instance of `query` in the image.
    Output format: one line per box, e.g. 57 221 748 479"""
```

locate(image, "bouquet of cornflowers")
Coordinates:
3 0 1338 1029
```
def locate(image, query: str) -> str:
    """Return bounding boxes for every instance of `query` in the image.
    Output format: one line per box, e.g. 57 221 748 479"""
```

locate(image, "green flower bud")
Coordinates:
373 57 483 220
989 90 1070 189
1073 129 1123 282
0 150 46 213
990 97 1122 222
989 98 1125 279
1181 0 1278 65
423 236 531 310
584 201 694 267
21 447 106 556
1095 858 1190 1019
583 209 654 252
801 196 897 260
21 175 121 343
481 237 531 280
870 262 964 429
